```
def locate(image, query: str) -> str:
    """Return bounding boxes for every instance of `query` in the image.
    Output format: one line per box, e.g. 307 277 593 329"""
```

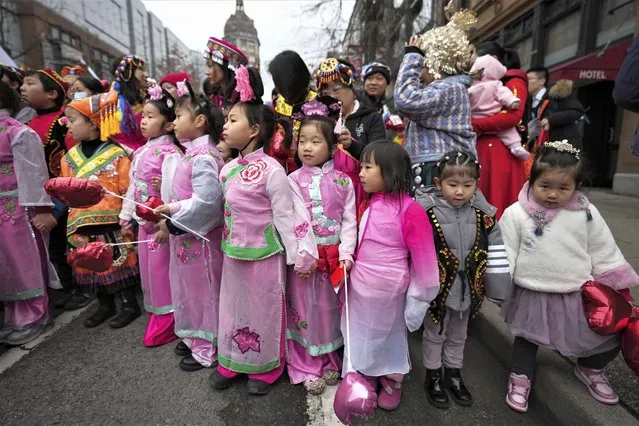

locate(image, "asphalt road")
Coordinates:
0 304 555 425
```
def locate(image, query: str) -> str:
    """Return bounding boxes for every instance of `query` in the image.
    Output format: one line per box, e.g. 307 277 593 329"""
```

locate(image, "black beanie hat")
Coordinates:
362 61 391 84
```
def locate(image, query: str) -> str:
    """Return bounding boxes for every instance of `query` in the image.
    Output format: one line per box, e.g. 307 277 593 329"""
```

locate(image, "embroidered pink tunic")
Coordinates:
345 193 439 377
217 148 317 376
286 160 357 384
121 135 181 346
165 135 225 366
0 109 53 329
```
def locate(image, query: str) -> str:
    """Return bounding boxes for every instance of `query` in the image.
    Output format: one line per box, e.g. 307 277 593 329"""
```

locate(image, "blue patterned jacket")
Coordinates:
394 51 477 164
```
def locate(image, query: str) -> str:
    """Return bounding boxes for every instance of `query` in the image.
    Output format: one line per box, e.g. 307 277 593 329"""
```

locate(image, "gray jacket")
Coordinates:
416 188 511 312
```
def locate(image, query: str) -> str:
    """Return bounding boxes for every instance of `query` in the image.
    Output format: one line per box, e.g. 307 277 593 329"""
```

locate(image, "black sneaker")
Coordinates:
64 289 92 311
83 302 116 328
108 305 141 329
209 369 234 390
247 378 271 396
174 340 191 356
179 354 205 372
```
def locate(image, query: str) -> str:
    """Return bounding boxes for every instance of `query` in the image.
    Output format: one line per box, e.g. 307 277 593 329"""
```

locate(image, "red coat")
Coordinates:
472 69 528 219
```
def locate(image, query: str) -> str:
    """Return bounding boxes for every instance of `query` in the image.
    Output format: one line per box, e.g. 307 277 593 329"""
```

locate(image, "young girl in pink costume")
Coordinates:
287 112 357 395
346 141 439 411
120 85 182 347
500 141 639 413
0 80 57 345
154 83 225 372
209 67 317 396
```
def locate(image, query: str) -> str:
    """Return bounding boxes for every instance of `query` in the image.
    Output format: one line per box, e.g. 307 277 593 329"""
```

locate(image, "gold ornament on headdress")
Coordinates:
417 0 477 79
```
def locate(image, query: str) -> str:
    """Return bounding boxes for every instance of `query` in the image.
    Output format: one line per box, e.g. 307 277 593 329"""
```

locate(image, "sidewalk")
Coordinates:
475 188 639 424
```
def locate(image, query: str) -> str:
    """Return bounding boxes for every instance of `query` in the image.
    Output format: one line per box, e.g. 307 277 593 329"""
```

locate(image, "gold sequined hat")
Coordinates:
417 1 477 79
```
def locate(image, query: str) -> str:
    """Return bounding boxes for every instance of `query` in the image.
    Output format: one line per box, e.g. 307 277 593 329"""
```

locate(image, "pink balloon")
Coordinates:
333 372 377 424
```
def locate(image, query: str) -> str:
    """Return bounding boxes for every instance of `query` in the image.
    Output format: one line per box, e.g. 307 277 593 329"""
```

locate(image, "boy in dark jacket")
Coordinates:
316 58 386 159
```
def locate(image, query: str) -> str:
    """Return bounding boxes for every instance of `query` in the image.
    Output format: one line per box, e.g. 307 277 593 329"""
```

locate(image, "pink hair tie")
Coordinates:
234 65 255 102
147 85 163 101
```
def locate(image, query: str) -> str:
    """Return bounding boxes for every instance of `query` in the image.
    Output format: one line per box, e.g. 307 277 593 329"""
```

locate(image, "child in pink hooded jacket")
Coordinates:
468 55 529 160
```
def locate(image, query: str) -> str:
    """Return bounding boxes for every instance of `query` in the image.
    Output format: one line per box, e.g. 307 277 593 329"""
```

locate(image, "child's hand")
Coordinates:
295 264 316 280
407 35 421 48
510 100 521 111
541 118 550 131
31 213 57 233
338 127 353 149
119 219 134 238
154 204 171 217
340 260 353 272
151 176 162 192
154 220 169 244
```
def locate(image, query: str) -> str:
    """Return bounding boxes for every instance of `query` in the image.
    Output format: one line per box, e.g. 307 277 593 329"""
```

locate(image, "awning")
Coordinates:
549 38 633 82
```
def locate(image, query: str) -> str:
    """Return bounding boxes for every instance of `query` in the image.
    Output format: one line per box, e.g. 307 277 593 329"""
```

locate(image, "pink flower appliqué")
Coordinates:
147 241 160 252
239 159 267 185
232 327 261 354
301 100 329 117
295 222 309 240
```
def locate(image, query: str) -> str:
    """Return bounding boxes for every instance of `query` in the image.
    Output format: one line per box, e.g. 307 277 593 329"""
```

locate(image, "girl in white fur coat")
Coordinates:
499 141 638 413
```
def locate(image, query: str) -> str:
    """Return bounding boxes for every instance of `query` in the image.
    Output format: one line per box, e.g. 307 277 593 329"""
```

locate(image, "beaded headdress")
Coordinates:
316 58 355 90
114 55 145 83
61 64 86 83
544 140 580 159
204 37 248 71
417 1 477 79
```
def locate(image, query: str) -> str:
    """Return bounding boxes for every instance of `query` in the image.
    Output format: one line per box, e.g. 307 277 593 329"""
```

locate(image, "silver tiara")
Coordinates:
544 140 580 159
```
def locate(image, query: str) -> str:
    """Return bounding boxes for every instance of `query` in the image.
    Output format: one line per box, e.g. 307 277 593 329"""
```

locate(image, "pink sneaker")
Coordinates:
378 376 402 411
574 366 619 404
506 372 531 413
510 146 531 160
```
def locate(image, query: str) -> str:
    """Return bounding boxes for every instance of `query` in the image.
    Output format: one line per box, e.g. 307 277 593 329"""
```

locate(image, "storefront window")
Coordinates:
512 37 533 71
544 12 580 66
596 0 636 47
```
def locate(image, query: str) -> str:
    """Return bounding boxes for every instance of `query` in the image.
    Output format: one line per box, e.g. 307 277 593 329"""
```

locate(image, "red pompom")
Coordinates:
135 196 164 223
67 242 113 272
45 177 104 208
581 281 632 335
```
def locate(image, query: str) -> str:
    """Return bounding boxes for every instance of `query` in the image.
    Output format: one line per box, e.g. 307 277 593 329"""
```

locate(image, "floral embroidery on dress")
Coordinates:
153 146 176 157
176 238 200 263
0 163 12 174
0 198 16 224
295 222 309 239
233 327 261 353
147 241 161 252
239 159 267 185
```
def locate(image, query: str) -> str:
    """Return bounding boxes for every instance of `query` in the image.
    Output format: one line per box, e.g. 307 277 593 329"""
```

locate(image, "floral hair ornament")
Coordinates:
176 79 189 98
417 1 477 79
234 65 255 102
544 139 580 159
147 85 163 101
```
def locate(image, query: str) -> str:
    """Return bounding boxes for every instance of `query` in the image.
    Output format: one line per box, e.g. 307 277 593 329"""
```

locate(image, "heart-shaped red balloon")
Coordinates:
581 281 632 335
67 242 113 272
135 196 164 223
45 177 105 208
621 308 639 376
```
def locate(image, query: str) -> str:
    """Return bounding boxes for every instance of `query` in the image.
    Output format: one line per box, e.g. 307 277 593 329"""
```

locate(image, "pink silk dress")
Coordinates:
121 135 181 347
344 193 439 378
0 110 53 332
285 160 357 384
217 148 317 384
165 135 225 367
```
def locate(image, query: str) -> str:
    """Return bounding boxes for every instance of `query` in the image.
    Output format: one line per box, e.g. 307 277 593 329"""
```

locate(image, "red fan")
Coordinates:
135 196 164 223
45 177 105 208
582 281 639 375
67 242 113 272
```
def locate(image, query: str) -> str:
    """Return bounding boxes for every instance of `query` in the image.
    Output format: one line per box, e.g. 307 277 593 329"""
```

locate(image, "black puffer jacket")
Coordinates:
344 104 387 159
542 79 585 147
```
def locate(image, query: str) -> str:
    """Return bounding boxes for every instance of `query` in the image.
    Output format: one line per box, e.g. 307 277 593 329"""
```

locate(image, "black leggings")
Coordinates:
511 336 620 379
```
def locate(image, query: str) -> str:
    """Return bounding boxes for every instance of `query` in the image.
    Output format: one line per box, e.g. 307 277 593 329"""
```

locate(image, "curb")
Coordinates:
473 302 638 425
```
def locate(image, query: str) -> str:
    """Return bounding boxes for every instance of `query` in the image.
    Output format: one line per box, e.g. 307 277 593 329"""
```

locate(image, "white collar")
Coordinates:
535 88 547 101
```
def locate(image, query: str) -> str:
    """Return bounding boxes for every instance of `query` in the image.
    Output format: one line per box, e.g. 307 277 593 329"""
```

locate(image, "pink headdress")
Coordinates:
297 96 343 134
234 65 255 102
